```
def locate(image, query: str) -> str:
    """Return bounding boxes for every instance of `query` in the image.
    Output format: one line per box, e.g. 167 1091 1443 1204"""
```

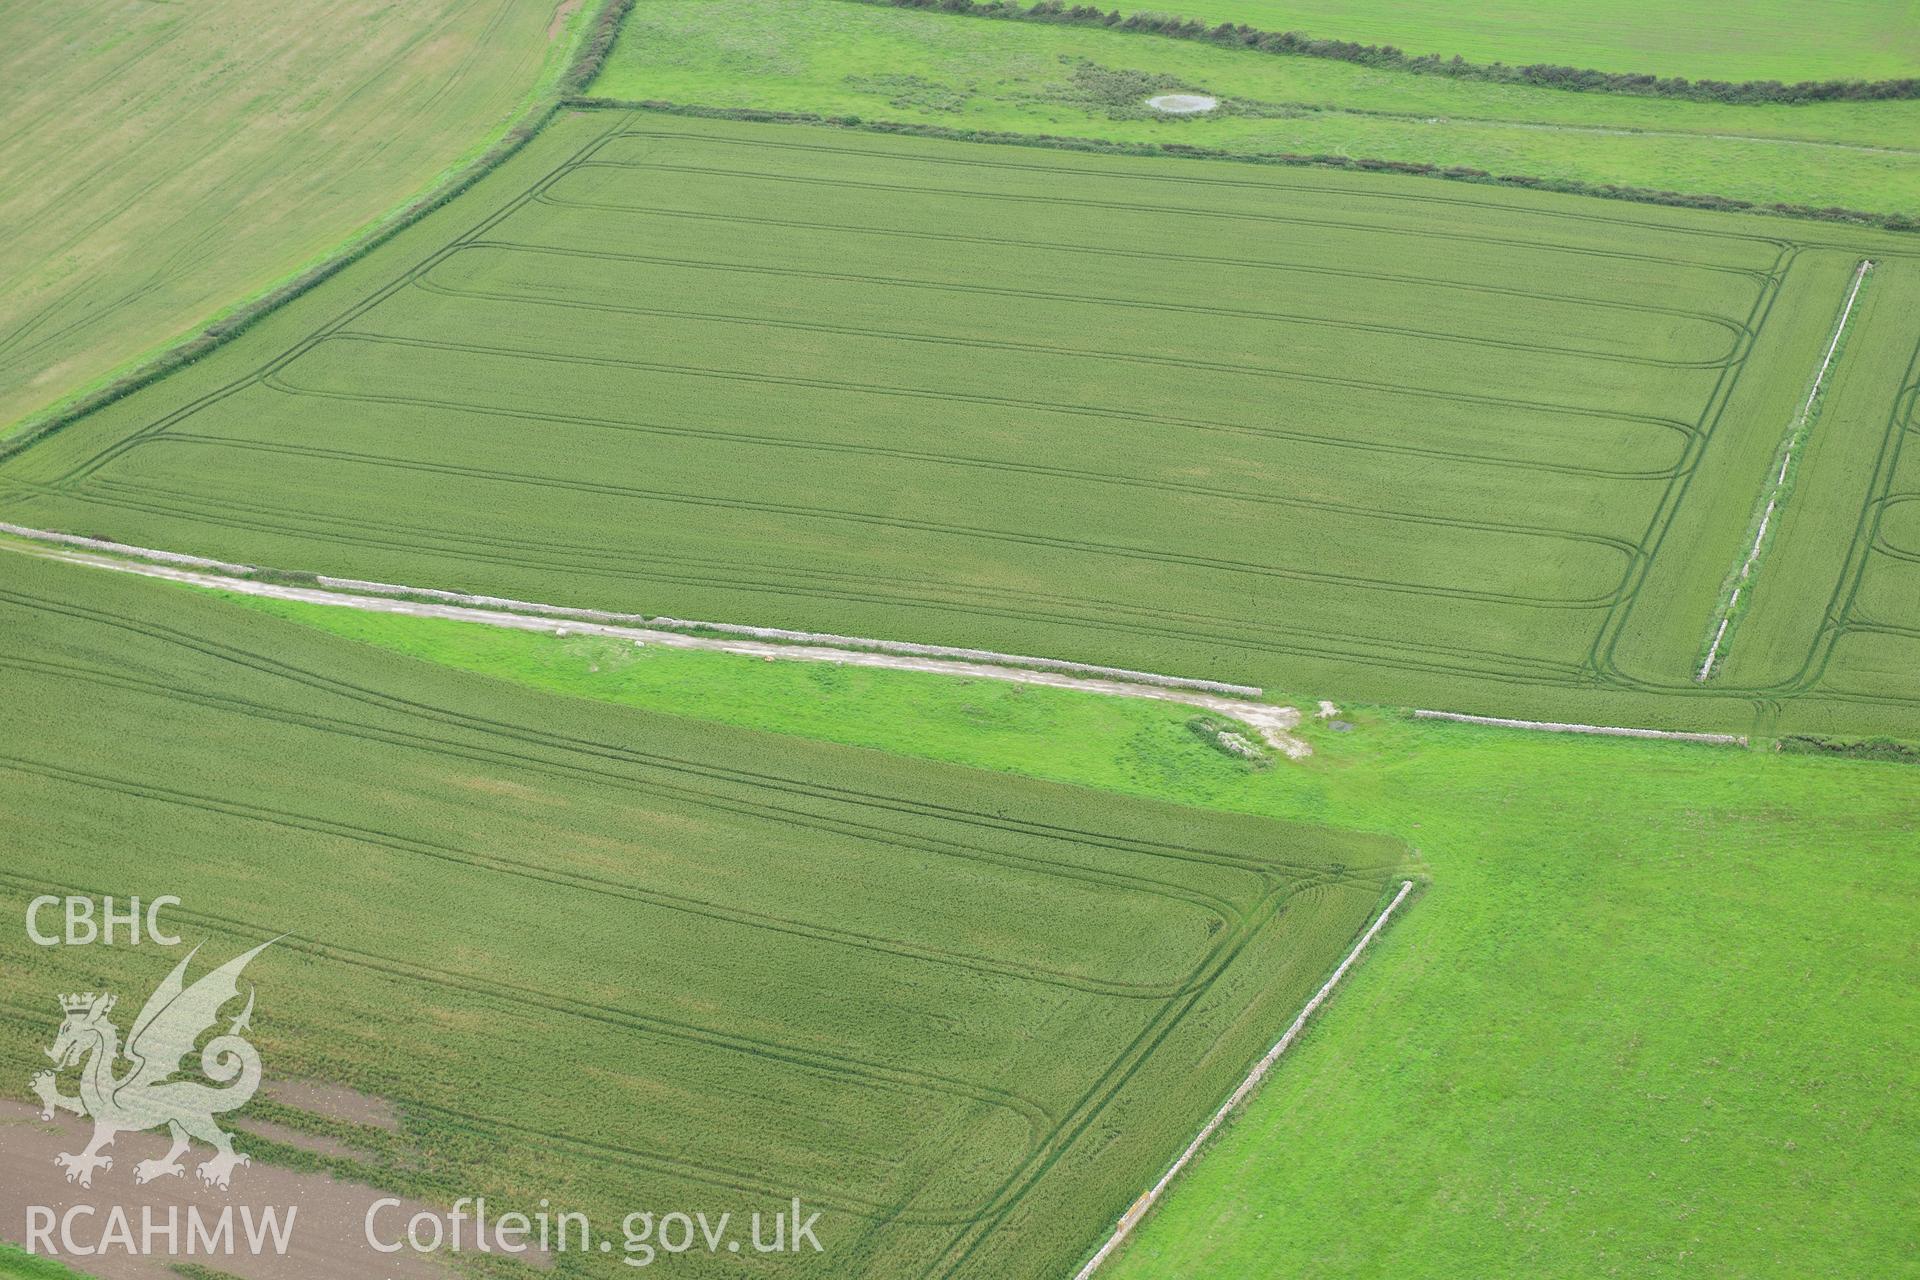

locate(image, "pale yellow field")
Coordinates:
0 0 591 432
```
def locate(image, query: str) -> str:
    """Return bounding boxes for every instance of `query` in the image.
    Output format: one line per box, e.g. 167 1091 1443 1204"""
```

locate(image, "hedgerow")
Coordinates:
852 0 1920 103
0 0 636 464
572 98 1920 233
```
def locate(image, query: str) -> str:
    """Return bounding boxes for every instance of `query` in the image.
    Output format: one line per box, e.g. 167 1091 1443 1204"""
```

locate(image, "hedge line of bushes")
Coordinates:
0 0 637 462
579 98 1920 233
1776 735 1920 762
856 0 1920 103
563 0 638 95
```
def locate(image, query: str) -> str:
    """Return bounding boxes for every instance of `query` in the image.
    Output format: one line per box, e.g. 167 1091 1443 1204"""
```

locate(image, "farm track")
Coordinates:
296 329 1704 473
1210 102 1920 157
119 428 1644 609
3 477 1603 689
9 111 1909 728
1606 322 1920 698
0 492 1618 702
0 585 1376 882
1071 877 1417 1280
1412 708 1747 743
520 200 1767 325
26 547 1322 749
418 244 1749 368
1698 258 1875 682
236 372 1650 554
1787 368 1920 695
15 102 1915 1280
599 128 1794 253
0 564 1400 1228
0 652 1258 995
926 878 1347 1275
579 160 1777 271
0 866 1050 1222
1591 241 1795 687
0 681 1379 1229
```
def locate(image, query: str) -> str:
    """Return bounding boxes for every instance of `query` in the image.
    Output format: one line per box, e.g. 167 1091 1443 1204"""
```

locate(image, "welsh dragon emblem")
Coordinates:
31 940 272 1190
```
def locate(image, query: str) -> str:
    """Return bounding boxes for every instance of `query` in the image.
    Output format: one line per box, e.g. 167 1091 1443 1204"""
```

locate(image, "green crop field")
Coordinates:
3 109 1915 738
0 551 1402 1278
202 587 1920 1278
1115 0 1920 83
0 0 598 434
594 0 1920 218
6 3 1917 1278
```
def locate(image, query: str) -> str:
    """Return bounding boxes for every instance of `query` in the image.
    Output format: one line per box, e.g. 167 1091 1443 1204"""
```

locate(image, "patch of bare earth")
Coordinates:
261 1079 400 1132
233 1119 360 1161
547 0 581 38
0 1101 451 1279
18 543 1314 757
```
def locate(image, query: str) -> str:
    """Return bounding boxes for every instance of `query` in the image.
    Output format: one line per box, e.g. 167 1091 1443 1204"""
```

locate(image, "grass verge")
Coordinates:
853 0 1920 103
590 0 1920 219
226 591 1920 1277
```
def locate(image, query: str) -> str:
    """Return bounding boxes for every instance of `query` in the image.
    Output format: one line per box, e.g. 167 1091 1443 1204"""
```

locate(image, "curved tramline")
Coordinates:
448 240 1752 369
0 552 1406 1276
1073 878 1417 1279
1697 257 1875 681
0 530 1318 753
0 107 1913 743
1600 252 1920 707
4 27 1917 1278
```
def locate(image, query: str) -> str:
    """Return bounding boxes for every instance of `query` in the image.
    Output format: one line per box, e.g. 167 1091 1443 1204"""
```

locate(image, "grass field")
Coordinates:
2 109 1915 737
0 1244 80 1280
208 586 1920 1278
7 4 1917 1277
0 1245 80 1280
0 0 597 434
592 0 1920 217
1110 0 1920 83
0 551 1402 1278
